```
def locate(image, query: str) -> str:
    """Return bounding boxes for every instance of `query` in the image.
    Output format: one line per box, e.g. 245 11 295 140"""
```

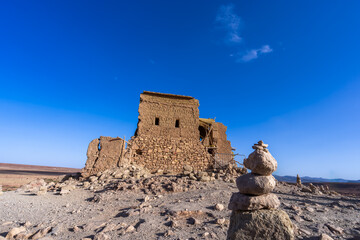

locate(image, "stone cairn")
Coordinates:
227 140 295 240
296 174 302 186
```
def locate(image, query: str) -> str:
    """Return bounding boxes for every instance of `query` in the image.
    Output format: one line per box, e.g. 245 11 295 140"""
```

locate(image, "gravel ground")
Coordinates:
0 179 359 239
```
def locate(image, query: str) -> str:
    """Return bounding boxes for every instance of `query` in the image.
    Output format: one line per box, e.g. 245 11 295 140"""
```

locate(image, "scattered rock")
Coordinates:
125 225 136 233
215 203 225 211
5 227 26 239
94 232 110 240
325 224 344 234
60 185 75 195
31 226 52 240
188 217 200 225
216 218 226 225
319 233 334 240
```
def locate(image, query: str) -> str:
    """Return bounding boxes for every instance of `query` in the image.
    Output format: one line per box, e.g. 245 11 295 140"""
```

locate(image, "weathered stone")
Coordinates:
89 176 98 183
236 173 276 195
188 217 200 225
36 186 48 195
6 227 26 239
82 138 100 177
31 226 52 240
183 165 193 172
301 186 312 193
94 233 110 240
227 209 295 240
244 149 277 175
216 218 226 225
296 174 302 186
319 233 334 240
60 185 75 195
215 203 225 211
228 192 280 211
325 224 343 234
82 136 126 177
125 225 136 233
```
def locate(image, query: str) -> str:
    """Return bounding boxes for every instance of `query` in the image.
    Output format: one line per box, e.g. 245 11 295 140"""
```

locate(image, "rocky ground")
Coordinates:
0 165 359 240
0 163 79 191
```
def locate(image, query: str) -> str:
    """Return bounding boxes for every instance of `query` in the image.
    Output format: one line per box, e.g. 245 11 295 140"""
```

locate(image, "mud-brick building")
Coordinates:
83 91 235 175
127 91 233 173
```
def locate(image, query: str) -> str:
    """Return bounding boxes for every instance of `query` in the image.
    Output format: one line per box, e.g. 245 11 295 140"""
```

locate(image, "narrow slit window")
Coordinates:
155 117 160 125
175 119 180 128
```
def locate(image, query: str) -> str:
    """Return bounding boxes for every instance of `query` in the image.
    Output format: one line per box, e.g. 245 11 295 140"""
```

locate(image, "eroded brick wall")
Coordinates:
212 122 232 155
136 92 200 139
82 136 126 176
131 92 212 173
127 136 211 173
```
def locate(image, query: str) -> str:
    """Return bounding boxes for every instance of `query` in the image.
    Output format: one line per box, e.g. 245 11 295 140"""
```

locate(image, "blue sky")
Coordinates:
1 1 360 179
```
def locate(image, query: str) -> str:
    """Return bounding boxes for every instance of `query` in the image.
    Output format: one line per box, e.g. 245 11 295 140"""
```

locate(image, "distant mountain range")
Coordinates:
274 175 360 183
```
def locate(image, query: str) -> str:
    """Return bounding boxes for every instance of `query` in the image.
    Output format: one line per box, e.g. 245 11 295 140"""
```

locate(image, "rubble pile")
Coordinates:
182 164 247 182
227 141 295 240
300 183 339 195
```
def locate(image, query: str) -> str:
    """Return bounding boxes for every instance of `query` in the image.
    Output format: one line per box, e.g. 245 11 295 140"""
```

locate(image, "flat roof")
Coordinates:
142 91 195 100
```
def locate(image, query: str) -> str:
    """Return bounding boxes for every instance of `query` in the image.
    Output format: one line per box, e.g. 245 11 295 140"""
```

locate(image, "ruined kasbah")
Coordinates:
83 91 241 177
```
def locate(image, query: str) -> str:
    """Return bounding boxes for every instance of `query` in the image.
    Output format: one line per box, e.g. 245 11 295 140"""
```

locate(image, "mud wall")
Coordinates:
212 122 232 155
82 136 126 176
136 92 200 139
127 136 212 173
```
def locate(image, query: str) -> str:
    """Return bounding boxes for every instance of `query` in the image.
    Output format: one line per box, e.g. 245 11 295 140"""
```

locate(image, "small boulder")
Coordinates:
60 185 75 195
236 173 276 195
31 226 52 240
183 165 193 172
216 218 226 225
319 233 334 240
5 227 26 239
244 149 277 176
228 192 280 211
227 209 294 240
94 233 110 240
215 203 225 211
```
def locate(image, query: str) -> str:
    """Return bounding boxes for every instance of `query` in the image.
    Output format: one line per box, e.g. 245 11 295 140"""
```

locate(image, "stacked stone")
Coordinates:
227 141 294 240
228 140 279 210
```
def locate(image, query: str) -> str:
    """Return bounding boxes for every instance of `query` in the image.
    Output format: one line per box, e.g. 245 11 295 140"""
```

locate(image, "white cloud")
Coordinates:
216 4 242 43
215 4 273 63
240 45 273 62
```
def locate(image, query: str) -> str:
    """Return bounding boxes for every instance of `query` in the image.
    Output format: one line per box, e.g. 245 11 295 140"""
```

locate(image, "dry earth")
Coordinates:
0 168 359 240
0 163 80 191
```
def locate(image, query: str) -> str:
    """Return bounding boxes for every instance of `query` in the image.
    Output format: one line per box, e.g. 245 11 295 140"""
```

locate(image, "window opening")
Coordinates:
155 117 159 125
175 119 180 128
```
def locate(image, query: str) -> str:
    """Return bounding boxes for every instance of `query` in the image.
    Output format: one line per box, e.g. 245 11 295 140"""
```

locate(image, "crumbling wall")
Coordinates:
212 122 232 155
82 92 235 175
136 91 200 139
82 136 126 177
131 91 213 173
127 136 212 173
